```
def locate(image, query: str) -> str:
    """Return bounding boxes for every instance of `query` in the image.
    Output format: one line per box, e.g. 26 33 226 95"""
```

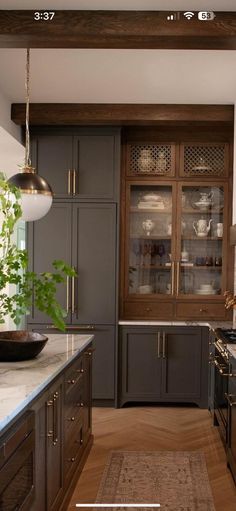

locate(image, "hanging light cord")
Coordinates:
25 48 31 169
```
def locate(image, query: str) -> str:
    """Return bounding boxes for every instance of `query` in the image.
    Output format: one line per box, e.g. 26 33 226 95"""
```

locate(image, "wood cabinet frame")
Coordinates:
120 128 234 321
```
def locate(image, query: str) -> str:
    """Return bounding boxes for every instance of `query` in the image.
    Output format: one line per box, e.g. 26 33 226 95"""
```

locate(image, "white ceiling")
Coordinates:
0 1 235 10
0 49 236 104
0 3 236 105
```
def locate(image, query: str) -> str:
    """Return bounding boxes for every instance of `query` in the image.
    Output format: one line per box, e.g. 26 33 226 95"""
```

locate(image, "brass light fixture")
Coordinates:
8 49 53 221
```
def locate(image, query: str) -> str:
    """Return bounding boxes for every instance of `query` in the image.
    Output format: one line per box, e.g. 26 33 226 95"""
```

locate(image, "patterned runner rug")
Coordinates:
95 451 215 511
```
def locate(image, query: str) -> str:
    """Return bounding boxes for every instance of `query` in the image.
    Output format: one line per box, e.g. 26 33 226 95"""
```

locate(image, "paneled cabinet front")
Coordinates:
31 130 119 200
28 203 116 325
120 326 208 408
45 380 63 511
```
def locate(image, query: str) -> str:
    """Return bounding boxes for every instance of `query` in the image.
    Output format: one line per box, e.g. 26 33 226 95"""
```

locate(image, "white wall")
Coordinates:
0 87 21 143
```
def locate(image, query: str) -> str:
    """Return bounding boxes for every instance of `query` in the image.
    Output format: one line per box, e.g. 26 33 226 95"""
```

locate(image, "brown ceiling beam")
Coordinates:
11 104 234 126
1 11 236 49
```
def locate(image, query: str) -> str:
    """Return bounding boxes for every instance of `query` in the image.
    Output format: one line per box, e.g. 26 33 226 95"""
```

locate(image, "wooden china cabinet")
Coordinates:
120 128 233 321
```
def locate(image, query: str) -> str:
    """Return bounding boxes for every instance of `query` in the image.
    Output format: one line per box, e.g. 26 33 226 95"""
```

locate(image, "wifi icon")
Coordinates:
184 11 195 20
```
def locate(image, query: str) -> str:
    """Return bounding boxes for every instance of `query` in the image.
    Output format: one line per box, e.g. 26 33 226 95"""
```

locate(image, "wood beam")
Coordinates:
11 104 234 126
1 11 236 49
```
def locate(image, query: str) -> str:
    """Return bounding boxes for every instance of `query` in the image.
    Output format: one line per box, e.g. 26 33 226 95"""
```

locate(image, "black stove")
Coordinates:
215 328 236 345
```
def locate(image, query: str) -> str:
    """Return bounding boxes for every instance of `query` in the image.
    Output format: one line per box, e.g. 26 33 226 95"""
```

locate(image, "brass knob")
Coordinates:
77 368 84 374
47 400 53 407
67 379 75 384
67 416 75 421
199 308 208 313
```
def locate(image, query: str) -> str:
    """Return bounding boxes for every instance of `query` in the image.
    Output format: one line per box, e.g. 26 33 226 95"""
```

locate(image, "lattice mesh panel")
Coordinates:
183 145 225 176
129 145 172 175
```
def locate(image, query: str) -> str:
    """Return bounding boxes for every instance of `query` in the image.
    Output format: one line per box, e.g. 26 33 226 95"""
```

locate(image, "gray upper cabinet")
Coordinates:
31 129 120 200
28 203 117 326
32 135 73 197
72 203 117 325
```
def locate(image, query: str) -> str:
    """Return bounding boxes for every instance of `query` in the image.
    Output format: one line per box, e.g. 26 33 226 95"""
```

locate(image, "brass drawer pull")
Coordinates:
68 170 72 195
162 332 166 359
77 402 84 407
67 379 75 384
68 457 76 462
47 430 53 438
157 332 161 358
47 399 53 407
200 308 208 313
76 368 84 374
67 416 75 422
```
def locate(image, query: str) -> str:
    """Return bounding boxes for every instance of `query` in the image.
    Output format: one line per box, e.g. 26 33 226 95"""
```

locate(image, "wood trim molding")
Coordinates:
11 104 234 126
1 11 236 49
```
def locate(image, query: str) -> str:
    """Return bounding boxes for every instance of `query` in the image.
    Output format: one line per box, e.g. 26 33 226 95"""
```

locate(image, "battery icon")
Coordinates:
198 11 216 21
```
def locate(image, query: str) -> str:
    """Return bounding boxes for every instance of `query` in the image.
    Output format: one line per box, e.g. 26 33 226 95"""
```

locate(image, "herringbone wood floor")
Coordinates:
68 407 236 511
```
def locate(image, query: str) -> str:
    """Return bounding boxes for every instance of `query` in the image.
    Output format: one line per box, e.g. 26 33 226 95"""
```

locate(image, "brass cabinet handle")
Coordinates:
162 332 166 358
46 325 95 331
73 169 76 195
66 276 70 313
157 332 161 358
176 261 180 295
68 170 72 195
72 276 75 313
171 262 175 295
225 393 236 406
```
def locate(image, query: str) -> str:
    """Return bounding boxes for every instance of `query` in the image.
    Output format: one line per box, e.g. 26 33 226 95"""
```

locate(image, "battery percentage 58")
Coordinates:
198 11 216 21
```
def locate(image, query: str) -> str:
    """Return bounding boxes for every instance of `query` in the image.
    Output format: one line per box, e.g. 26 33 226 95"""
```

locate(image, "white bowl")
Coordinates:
143 194 162 202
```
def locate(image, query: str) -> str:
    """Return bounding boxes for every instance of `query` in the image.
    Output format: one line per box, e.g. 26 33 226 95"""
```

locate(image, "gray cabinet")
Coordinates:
28 203 116 326
72 203 116 325
32 129 120 200
120 326 208 408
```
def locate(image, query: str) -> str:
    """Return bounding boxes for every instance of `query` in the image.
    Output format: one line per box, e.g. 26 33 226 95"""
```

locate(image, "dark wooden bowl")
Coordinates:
0 331 48 362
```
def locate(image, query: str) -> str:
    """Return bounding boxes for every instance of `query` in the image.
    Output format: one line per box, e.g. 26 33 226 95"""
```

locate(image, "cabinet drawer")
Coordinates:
64 419 84 480
123 301 174 319
176 301 226 319
64 402 85 442
64 356 84 397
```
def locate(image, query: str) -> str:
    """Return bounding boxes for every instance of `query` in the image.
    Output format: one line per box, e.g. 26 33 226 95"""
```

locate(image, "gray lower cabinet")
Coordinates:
28 202 117 326
31 129 120 200
120 326 208 408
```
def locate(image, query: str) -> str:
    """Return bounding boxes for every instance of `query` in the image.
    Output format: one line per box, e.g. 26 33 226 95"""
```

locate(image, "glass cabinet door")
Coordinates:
128 184 174 296
177 184 226 297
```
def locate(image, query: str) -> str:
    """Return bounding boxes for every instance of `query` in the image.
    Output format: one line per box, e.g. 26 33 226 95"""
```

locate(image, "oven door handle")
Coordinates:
225 393 236 407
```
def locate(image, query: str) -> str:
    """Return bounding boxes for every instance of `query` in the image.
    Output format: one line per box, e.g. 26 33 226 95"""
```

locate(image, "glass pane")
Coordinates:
128 185 173 295
179 185 224 296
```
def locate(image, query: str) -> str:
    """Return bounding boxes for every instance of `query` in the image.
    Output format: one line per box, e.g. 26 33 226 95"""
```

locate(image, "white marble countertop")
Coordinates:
119 320 233 330
0 333 93 434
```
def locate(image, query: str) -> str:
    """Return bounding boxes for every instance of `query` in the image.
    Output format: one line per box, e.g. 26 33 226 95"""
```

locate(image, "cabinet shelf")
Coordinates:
130 264 222 271
130 207 172 214
182 208 223 214
181 236 222 241
130 235 171 240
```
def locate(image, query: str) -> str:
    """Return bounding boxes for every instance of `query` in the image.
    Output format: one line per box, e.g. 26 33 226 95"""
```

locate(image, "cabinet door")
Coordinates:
121 328 162 404
72 204 116 324
73 134 117 199
161 327 202 402
46 381 63 511
92 326 115 400
32 135 73 197
28 203 72 324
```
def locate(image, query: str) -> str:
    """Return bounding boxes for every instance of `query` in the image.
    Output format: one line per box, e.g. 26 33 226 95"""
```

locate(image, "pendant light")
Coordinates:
8 49 53 221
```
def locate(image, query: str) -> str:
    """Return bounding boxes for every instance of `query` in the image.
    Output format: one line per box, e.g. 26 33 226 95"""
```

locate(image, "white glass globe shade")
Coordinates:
21 193 53 221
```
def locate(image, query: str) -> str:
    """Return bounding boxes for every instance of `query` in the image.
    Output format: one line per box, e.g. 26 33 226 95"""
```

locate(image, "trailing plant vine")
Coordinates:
0 173 76 330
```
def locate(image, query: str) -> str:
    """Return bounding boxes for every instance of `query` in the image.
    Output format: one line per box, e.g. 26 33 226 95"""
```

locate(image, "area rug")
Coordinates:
95 451 215 511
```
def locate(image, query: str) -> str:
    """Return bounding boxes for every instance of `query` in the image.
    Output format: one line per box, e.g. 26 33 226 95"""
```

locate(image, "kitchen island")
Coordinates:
0 333 94 511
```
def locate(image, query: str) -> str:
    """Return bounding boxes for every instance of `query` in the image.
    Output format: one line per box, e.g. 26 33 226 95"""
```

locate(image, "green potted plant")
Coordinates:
0 173 76 361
